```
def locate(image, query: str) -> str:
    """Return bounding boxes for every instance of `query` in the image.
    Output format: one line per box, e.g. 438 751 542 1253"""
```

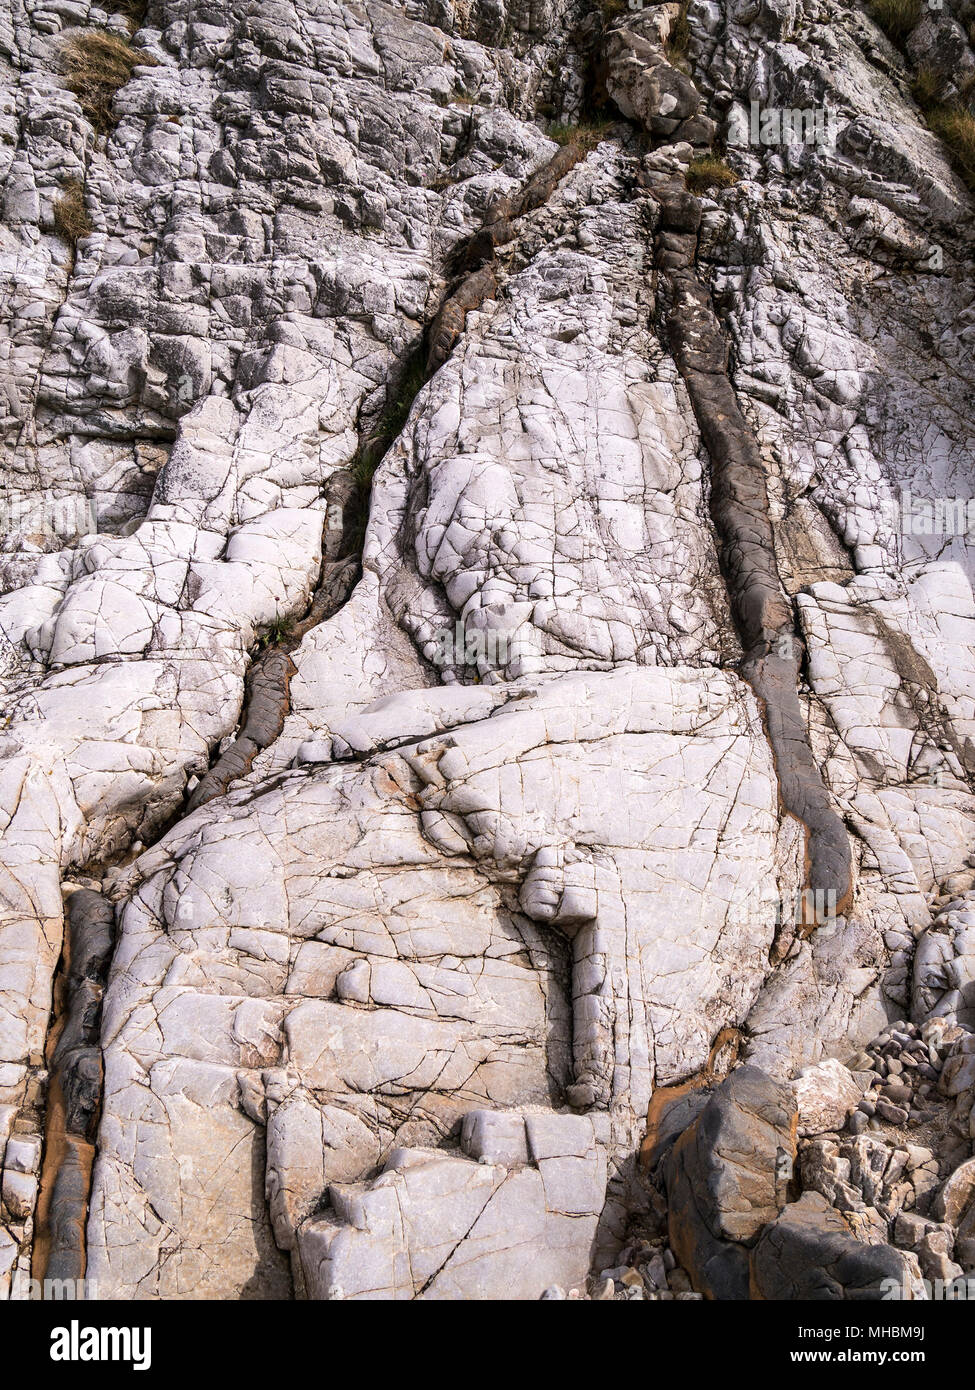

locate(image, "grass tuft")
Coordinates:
868 0 922 46
546 116 616 148
911 65 942 108
910 61 975 195
668 1 691 65
53 179 92 243
686 153 738 193
925 103 975 191
257 615 297 650
59 29 156 132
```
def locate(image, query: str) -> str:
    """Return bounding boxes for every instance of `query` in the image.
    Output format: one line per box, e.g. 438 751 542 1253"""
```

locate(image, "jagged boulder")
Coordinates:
750 1191 923 1300
792 1058 864 1137
933 1157 975 1268
661 1066 928 1300
661 1067 797 1299
913 894 975 1029
600 20 714 145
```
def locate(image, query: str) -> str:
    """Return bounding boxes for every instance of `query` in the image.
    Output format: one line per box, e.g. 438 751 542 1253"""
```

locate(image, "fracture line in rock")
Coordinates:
639 1024 741 1173
650 179 852 925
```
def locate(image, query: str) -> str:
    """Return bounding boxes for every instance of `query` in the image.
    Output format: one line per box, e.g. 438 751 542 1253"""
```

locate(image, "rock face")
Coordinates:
750 1191 920 1300
83 666 784 1297
1 0 974 1302
297 1111 607 1300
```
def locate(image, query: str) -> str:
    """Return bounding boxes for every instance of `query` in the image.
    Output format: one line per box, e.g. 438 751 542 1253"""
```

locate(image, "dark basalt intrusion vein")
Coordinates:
30 490 360 1282
186 645 300 812
587 11 849 926
595 9 852 923
650 179 852 923
33 889 114 1286
426 265 498 375
187 475 361 812
426 141 590 374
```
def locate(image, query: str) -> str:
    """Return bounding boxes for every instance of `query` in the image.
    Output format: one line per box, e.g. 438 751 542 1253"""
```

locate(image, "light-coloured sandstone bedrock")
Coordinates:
2 0 974 1302
22 128 602 1285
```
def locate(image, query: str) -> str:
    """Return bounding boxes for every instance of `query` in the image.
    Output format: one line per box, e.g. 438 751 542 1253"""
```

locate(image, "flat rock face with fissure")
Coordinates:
1 0 975 1301
85 666 785 1297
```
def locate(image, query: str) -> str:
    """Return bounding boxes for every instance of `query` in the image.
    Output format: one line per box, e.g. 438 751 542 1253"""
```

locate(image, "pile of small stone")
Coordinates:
845 1017 961 1134
788 1011 975 1287
797 1132 975 1281
589 1240 702 1301
539 1240 703 1300
801 1132 941 1227
0 1127 43 1298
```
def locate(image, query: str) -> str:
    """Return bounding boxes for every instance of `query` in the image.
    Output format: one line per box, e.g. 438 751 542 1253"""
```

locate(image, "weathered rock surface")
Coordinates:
297 1111 607 1299
0 0 973 1301
792 1058 864 1137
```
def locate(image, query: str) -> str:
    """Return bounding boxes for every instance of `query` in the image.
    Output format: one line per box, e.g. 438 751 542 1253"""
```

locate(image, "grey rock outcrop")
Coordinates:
0 0 974 1302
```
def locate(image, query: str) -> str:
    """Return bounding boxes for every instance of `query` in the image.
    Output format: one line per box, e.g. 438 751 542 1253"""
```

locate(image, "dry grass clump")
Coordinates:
686 153 738 193
668 1 691 63
869 0 922 46
926 103 975 191
910 66 975 194
53 179 92 243
60 30 156 131
911 65 942 108
546 116 616 149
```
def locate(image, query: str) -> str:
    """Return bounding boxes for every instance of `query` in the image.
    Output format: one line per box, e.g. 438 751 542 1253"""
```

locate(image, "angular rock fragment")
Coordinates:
296 1112 607 1300
750 1191 923 1300
792 1059 864 1138
660 1067 798 1299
